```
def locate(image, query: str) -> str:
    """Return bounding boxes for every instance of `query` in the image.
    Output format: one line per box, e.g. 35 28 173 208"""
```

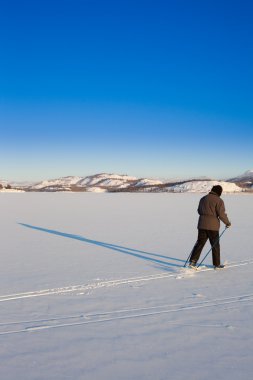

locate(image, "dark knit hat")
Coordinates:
211 185 223 196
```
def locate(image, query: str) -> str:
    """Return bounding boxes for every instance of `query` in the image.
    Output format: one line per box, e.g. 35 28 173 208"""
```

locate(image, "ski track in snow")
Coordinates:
0 292 252 336
0 259 253 337
0 258 252 304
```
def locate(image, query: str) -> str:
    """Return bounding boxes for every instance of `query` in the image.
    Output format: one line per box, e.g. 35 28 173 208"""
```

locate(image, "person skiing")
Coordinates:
188 185 231 269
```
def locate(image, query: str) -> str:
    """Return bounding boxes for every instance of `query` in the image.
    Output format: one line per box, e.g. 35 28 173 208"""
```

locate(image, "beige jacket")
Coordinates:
197 191 231 231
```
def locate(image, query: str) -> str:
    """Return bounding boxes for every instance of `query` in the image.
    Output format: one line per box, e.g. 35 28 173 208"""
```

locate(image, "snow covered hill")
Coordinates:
134 178 163 187
2 171 252 193
26 175 245 193
167 180 243 193
0 179 9 187
229 169 253 181
76 173 138 188
0 179 36 191
30 176 84 191
28 174 138 192
228 169 253 189
27 173 166 192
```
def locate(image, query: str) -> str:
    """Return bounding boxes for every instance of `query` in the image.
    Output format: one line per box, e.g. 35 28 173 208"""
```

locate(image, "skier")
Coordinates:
189 185 231 269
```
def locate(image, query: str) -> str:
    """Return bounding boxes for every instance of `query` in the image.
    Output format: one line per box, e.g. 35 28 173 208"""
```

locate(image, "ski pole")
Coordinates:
196 227 228 268
184 248 194 267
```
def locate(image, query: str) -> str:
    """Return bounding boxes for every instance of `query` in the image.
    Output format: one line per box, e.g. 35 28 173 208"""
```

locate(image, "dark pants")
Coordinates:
190 229 220 266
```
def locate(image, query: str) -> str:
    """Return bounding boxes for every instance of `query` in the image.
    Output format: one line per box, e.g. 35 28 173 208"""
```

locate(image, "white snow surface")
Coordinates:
135 178 163 187
170 180 242 193
1 193 253 380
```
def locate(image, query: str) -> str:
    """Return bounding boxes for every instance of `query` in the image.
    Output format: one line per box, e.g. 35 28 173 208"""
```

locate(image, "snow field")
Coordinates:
0 193 252 380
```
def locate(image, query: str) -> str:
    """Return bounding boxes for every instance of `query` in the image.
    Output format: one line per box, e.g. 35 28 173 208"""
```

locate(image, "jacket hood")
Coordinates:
210 185 223 196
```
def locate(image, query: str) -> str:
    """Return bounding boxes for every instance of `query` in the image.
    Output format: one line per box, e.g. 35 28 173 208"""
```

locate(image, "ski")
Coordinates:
182 259 253 274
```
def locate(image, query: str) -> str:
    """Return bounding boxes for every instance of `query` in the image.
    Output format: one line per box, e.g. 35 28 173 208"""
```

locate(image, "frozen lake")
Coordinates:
0 193 253 380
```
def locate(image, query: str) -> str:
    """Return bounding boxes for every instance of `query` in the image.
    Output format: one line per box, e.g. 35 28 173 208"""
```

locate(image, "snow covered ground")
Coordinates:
169 180 242 193
0 193 253 380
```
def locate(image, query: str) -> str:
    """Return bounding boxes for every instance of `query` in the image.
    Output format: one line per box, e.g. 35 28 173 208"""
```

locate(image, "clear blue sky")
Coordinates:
0 0 252 181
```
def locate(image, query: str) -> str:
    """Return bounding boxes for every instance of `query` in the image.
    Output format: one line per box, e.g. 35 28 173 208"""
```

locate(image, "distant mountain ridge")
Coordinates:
1 170 252 193
228 170 253 185
27 173 163 192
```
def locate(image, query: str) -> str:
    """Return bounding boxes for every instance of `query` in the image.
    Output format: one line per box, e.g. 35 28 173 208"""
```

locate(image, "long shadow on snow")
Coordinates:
18 223 183 271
